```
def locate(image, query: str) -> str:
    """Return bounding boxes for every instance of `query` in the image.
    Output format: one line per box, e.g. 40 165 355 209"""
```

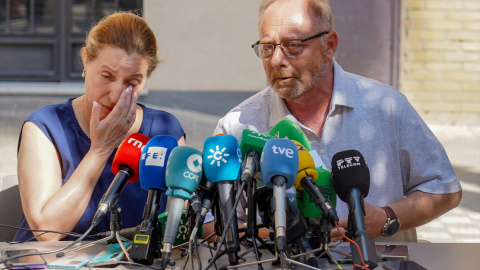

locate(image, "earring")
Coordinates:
82 69 86 78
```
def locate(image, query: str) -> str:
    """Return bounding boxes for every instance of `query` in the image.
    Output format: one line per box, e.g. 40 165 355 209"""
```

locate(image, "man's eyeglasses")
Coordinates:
251 31 329 59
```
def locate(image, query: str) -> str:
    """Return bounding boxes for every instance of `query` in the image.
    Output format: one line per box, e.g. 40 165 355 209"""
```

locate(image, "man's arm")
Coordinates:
332 190 462 240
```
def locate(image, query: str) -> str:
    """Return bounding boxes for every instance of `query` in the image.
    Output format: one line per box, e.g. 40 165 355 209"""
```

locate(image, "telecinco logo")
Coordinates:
207 145 229 167
336 156 361 169
142 146 168 166
272 145 294 158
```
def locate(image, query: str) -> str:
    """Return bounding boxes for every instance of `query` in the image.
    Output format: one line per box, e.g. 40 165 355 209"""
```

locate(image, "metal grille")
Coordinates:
0 0 143 82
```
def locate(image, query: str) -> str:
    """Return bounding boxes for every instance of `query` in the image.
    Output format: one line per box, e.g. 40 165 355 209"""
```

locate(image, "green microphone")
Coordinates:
268 119 336 218
268 119 312 151
239 129 275 181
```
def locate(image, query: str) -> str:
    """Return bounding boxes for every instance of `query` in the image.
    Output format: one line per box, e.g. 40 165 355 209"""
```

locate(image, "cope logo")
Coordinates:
271 145 295 158
184 154 202 182
206 145 229 167
336 156 361 169
142 147 168 167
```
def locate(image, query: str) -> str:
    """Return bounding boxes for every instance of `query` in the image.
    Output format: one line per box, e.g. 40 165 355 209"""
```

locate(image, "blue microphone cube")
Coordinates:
260 138 299 189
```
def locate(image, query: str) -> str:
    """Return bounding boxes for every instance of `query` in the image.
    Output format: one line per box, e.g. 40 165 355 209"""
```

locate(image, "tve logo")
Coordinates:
142 146 168 166
206 145 229 167
128 137 145 151
271 145 295 158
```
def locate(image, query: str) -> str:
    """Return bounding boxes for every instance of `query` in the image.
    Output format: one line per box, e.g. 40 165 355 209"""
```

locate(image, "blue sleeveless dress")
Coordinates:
14 98 185 241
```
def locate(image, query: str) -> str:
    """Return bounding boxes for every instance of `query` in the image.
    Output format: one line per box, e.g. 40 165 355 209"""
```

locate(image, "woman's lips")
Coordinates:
101 103 113 112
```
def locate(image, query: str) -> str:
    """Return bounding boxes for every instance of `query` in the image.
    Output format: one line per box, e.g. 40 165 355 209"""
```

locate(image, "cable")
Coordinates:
334 221 369 270
204 180 247 270
0 224 95 265
0 224 87 243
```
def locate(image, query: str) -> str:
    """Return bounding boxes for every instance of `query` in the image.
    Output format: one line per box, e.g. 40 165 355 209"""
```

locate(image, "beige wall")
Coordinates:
143 0 480 125
400 0 480 125
144 0 266 92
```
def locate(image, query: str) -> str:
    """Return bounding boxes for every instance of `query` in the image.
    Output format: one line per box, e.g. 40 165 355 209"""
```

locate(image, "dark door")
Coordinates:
0 0 142 82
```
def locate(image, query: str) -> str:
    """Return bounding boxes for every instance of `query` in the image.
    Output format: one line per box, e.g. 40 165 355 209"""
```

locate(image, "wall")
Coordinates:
400 0 480 125
143 0 266 92
143 0 400 93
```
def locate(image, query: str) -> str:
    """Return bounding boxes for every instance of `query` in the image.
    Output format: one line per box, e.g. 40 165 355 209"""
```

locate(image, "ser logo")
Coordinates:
336 156 361 169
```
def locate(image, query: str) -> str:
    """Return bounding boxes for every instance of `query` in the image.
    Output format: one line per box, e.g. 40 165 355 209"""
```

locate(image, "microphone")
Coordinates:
192 177 216 235
203 135 243 265
160 146 203 269
91 133 150 226
268 118 311 151
260 138 299 252
293 141 338 225
239 129 274 183
129 135 178 265
91 227 136 240
331 150 378 269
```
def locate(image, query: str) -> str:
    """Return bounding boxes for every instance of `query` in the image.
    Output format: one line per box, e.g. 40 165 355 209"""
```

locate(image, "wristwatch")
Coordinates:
381 206 401 237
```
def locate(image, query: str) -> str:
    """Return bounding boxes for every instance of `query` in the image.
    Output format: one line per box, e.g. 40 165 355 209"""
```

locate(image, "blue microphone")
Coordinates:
160 146 203 269
261 138 298 252
130 135 178 265
203 135 242 266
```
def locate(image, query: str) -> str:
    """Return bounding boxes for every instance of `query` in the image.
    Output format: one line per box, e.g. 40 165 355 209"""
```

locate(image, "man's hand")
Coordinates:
330 201 387 242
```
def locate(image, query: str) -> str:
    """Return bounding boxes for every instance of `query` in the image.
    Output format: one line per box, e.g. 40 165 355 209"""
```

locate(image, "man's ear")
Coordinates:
325 31 339 60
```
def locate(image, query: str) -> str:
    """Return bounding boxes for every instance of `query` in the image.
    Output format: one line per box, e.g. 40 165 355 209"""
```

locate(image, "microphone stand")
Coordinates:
237 176 276 270
58 205 131 257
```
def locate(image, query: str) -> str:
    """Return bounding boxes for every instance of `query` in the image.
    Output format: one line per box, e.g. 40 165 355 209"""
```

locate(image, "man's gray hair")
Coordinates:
258 0 334 32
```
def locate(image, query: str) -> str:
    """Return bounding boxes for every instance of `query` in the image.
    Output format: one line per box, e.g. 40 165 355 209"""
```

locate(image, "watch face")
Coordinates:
385 220 401 236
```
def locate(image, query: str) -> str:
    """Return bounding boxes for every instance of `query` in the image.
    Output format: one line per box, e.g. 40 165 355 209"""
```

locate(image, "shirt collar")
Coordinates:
330 59 356 112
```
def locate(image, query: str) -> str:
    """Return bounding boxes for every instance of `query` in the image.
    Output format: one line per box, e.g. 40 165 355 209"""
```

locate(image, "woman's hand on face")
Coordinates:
89 85 138 157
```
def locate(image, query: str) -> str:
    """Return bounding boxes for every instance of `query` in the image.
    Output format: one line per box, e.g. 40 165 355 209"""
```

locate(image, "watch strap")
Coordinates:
382 206 398 220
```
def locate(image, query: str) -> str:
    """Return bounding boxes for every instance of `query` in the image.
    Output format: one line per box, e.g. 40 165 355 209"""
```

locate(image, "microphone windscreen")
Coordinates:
139 135 178 190
293 140 318 190
296 168 336 218
111 133 150 183
331 150 370 202
260 138 299 189
165 146 203 199
268 119 312 151
202 135 242 183
239 129 274 157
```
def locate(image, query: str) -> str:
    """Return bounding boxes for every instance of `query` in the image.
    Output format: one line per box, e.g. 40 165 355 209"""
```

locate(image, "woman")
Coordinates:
14 12 185 241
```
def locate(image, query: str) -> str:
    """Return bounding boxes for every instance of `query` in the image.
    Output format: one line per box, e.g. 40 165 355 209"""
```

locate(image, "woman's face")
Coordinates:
83 46 149 120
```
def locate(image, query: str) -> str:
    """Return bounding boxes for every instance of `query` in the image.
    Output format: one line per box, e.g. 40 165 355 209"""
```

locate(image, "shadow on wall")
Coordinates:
451 164 480 213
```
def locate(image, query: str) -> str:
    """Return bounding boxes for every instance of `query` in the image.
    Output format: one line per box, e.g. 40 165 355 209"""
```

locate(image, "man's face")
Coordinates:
259 0 331 100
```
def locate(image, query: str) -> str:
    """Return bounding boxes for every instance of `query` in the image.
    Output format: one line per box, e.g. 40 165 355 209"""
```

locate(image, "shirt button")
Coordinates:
320 149 325 155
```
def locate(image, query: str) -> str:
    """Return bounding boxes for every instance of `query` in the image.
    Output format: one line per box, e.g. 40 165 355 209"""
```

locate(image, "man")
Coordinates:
214 0 462 242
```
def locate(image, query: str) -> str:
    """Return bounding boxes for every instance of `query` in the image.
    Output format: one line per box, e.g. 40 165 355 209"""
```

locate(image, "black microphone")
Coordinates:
331 150 378 269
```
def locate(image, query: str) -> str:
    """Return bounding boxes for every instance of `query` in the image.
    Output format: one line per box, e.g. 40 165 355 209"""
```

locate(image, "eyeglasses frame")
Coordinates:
251 31 330 59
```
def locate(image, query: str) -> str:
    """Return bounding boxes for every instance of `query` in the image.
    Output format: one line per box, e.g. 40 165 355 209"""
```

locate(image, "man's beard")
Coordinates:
270 55 330 100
